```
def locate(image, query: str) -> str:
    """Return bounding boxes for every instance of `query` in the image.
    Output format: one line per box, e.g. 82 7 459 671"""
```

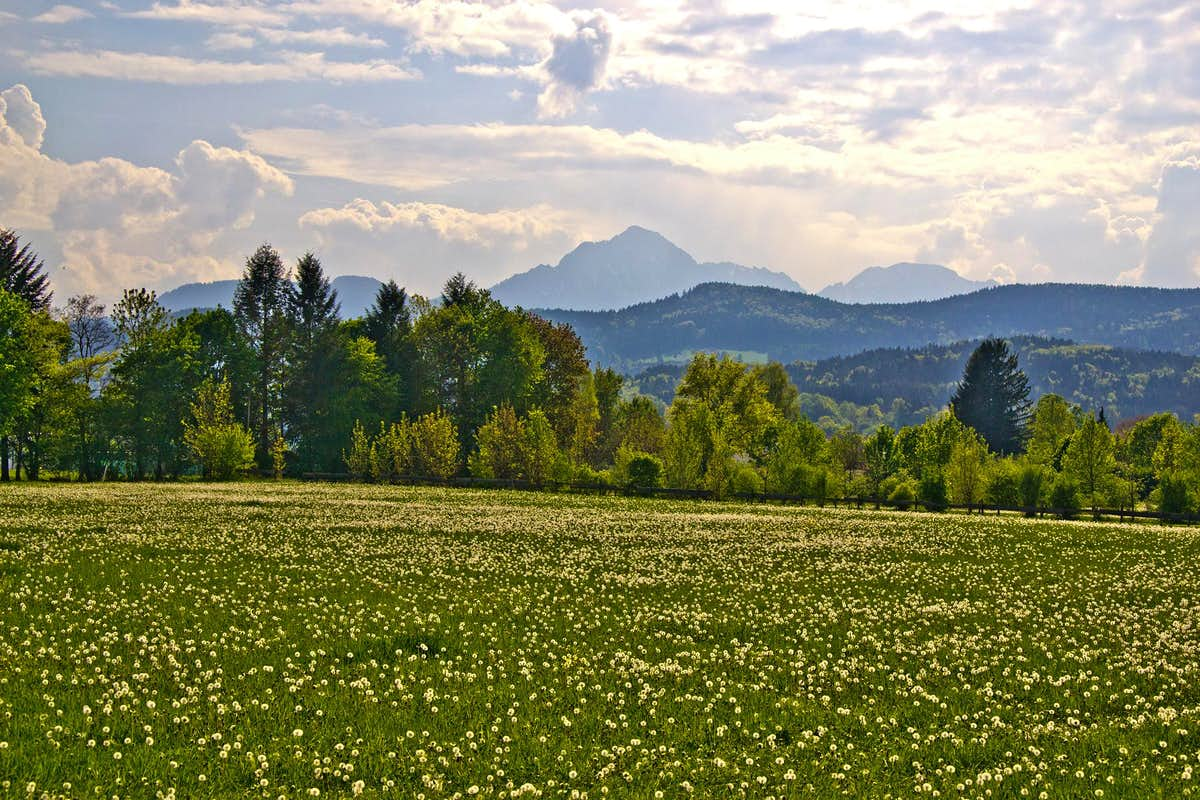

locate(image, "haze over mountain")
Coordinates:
489 226 803 310
159 275 384 318
818 263 998 304
538 282 1200 369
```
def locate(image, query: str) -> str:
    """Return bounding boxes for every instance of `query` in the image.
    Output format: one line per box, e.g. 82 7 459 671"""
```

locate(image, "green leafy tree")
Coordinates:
60 294 116 480
864 425 899 494
184 377 255 480
1026 394 1078 465
10 311 71 480
411 409 460 479
613 396 665 456
0 290 36 481
591 367 624 464
663 402 712 489
674 353 780 461
751 362 801 422
233 243 290 465
471 403 525 480
947 435 989 506
1063 414 1115 509
950 337 1031 454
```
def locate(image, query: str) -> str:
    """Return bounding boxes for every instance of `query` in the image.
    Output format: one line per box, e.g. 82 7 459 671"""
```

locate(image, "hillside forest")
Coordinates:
3 229 1200 516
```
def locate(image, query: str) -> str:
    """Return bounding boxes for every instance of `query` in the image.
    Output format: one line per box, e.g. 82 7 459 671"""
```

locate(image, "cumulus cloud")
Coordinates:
0 85 47 149
0 84 293 298
537 14 612 118
32 4 92 24
1140 157 1200 287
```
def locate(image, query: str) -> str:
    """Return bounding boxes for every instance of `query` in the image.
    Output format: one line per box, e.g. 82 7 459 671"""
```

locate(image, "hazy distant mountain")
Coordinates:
538 282 1200 369
159 275 384 318
490 226 803 310
818 262 997 304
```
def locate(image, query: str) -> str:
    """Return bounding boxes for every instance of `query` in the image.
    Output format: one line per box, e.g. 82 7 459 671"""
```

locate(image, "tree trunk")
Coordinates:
1 435 8 481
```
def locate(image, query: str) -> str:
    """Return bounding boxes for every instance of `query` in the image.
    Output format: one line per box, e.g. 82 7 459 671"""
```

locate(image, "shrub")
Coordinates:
919 472 948 511
343 420 374 479
189 424 256 480
887 480 917 511
1158 473 1192 516
846 474 873 501
728 463 764 495
626 454 664 489
1048 476 1081 519
985 461 1021 507
1017 463 1045 514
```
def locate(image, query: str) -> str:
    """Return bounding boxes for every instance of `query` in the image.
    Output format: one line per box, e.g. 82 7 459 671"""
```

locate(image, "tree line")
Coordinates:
4 226 1200 517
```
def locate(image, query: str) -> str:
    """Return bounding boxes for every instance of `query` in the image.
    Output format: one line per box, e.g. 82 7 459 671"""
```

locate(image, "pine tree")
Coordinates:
363 280 416 414
0 229 51 311
233 243 290 465
950 337 1032 455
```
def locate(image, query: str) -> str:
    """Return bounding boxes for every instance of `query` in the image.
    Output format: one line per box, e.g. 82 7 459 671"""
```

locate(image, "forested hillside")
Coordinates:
541 282 1200 369
627 336 1200 431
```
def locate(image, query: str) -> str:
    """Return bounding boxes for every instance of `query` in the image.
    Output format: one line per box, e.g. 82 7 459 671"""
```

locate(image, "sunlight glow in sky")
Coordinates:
1 0 1199 301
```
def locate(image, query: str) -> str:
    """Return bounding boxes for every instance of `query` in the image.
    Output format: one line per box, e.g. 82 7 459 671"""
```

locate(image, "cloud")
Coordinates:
125 1 289 27
32 4 92 24
296 198 590 290
299 198 580 247
0 84 293 298
18 48 418 84
538 14 612 118
0 85 47 149
1140 157 1200 287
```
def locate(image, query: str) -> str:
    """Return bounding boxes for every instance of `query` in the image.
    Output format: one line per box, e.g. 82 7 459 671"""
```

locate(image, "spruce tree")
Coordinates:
284 253 341 471
363 280 415 415
233 243 289 465
949 337 1032 455
0 229 51 311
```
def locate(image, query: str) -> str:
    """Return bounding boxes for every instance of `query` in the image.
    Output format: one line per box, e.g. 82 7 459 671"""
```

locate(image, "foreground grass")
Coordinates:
0 483 1197 799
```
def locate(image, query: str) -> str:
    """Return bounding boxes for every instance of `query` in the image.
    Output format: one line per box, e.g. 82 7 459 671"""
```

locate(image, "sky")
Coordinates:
1 0 1199 304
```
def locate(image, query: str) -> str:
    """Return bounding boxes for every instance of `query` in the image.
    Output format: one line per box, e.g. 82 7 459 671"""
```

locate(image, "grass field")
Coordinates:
0 483 1198 799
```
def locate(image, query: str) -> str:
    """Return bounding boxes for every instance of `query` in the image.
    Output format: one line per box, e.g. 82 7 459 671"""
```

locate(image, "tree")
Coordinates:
1027 394 1077 465
234 243 290 465
0 229 51 311
591 367 624 465
1063 414 1115 509
11 311 70 480
947 435 988 506
864 425 899 494
0 290 36 480
614 396 666 455
363 280 416 414
663 403 712 489
60 294 115 480
562 372 599 463
751 362 801 422
471 403 525 480
184 377 255 479
673 353 780 462
950 337 1032 454
411 408 459 479
106 289 198 479
285 253 342 471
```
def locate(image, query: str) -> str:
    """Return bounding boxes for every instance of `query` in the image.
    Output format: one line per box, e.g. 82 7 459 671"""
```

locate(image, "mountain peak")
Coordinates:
818 262 997 304
490 227 802 310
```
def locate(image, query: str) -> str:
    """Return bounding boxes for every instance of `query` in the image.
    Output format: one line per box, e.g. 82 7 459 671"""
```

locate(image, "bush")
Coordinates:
189 424 256 480
887 480 917 511
1158 473 1192 516
1017 463 1045 514
573 463 610 486
846 474 873 500
1048 476 1081 519
626 454 664 489
918 472 948 511
985 461 1021 507
728 463 764 495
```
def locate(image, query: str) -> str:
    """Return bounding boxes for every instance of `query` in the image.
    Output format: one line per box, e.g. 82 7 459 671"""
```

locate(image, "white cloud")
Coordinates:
18 48 418 84
299 198 581 247
125 1 289 27
32 4 92 24
0 84 293 298
1139 156 1200 287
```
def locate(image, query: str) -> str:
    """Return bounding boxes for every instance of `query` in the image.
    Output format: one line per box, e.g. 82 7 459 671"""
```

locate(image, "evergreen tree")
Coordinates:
363 280 416 416
0 229 51 311
233 244 290 465
950 337 1032 454
285 253 341 472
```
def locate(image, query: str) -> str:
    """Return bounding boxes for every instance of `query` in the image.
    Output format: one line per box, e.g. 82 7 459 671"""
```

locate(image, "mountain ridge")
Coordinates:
818 262 998 304
489 226 804 310
159 275 385 318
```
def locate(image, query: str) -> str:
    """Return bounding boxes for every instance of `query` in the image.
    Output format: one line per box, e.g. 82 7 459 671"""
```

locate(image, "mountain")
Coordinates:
536 282 1200 370
489 226 803 310
626 336 1200 431
159 275 384 318
818 262 997 304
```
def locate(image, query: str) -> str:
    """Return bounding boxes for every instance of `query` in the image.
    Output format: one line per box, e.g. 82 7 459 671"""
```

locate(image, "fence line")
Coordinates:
298 472 1200 526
